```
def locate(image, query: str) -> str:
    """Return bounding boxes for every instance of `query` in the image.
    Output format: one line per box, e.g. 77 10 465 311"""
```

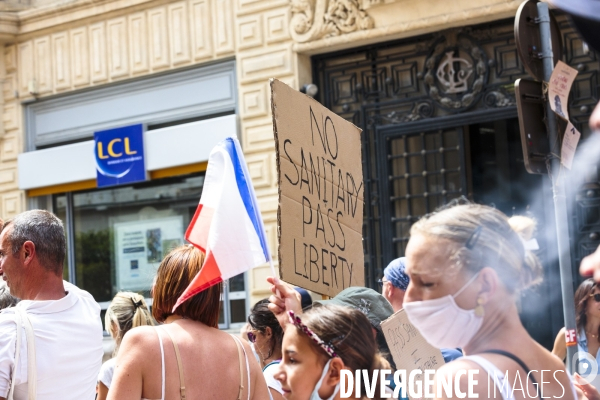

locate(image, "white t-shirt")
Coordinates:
98 358 116 389
263 362 283 395
0 281 103 400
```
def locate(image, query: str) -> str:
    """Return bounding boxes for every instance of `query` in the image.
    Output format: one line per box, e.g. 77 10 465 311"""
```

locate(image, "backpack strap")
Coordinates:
8 308 37 400
7 308 22 400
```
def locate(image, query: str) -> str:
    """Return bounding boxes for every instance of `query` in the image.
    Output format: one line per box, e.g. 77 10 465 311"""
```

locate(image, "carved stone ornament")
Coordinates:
483 87 517 108
380 102 434 124
290 0 374 43
436 52 473 94
423 33 489 111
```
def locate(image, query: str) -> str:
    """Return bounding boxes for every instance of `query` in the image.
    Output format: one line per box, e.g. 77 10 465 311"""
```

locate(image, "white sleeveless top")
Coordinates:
461 355 578 400
140 327 165 400
142 327 251 400
461 355 516 400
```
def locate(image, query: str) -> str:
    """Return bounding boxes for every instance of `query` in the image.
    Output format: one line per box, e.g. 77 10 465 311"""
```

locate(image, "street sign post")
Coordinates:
515 79 550 174
514 0 577 373
514 0 562 82
515 79 567 174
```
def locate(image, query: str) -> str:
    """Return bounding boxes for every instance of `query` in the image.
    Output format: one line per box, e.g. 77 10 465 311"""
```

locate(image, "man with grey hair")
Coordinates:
0 210 103 400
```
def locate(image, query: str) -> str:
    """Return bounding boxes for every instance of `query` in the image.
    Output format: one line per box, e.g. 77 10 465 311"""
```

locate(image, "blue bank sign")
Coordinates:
94 124 147 188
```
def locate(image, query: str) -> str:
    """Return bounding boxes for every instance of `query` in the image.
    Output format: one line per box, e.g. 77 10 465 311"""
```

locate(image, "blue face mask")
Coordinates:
310 359 340 400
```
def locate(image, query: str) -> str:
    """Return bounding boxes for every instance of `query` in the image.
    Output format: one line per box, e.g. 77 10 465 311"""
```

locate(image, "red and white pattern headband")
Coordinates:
288 310 338 358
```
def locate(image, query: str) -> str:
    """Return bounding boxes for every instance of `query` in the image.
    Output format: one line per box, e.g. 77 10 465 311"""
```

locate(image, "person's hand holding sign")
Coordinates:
267 276 303 329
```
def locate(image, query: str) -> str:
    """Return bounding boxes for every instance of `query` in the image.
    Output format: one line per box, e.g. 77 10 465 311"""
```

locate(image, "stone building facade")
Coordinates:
0 0 596 344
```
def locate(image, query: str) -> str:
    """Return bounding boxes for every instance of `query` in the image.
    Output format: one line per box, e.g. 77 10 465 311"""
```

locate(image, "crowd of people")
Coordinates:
2 194 600 400
0 3 597 399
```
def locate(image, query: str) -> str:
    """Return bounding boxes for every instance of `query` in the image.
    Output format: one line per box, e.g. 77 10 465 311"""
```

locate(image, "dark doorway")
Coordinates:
468 118 542 212
468 117 553 349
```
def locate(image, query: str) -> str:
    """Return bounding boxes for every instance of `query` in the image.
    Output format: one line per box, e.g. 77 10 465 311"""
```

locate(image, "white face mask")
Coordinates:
310 359 340 400
403 272 483 349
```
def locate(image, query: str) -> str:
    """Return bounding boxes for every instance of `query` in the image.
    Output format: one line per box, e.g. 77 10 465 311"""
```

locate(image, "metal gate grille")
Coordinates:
385 128 466 255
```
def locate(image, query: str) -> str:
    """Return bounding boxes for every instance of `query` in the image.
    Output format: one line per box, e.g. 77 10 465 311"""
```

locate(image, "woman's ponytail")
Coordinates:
105 291 155 356
130 293 153 329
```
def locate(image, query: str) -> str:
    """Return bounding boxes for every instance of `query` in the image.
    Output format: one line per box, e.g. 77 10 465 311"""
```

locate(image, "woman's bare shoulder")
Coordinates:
125 324 157 338
200 325 247 344
214 329 257 363
120 325 160 352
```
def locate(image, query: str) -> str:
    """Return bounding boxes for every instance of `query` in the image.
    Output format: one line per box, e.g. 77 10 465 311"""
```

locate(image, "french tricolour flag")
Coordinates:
173 137 270 311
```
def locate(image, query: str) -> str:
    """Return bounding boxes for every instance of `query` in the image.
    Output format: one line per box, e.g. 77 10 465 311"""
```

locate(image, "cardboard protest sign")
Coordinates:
549 60 578 120
270 79 364 297
381 309 444 398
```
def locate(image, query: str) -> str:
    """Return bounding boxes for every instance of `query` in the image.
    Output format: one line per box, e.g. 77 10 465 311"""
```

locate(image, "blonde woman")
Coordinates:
98 292 154 400
401 202 578 399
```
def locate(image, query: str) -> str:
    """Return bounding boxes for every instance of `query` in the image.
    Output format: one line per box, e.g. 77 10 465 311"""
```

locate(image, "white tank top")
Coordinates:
140 327 165 400
142 327 251 400
460 355 578 400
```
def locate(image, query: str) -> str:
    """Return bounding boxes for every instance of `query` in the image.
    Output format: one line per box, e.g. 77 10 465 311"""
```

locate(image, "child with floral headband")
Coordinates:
272 303 389 400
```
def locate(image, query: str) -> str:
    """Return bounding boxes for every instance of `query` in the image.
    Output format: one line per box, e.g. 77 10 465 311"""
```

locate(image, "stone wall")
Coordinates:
0 0 523 303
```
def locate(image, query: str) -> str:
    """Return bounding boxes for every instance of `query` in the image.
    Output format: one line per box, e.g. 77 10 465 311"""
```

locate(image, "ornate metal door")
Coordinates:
313 20 531 287
376 122 468 264
313 15 600 348
313 16 597 290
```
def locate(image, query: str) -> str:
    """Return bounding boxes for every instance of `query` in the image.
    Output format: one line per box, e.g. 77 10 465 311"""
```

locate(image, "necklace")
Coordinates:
262 349 273 363
586 330 599 338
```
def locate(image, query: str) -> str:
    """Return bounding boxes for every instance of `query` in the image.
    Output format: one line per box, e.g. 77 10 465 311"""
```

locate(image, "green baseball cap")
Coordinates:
314 286 393 329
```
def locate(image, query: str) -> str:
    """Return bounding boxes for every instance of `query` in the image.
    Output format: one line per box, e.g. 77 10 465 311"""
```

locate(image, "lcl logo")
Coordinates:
97 137 138 159
94 124 146 187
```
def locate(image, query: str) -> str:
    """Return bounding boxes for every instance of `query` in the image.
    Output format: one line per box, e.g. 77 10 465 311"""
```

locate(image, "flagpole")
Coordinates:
269 259 277 281
268 259 283 300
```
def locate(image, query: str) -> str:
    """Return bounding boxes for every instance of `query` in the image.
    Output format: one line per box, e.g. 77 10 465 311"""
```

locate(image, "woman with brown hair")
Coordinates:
108 245 269 400
553 279 600 388
401 202 577 399
247 299 285 400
